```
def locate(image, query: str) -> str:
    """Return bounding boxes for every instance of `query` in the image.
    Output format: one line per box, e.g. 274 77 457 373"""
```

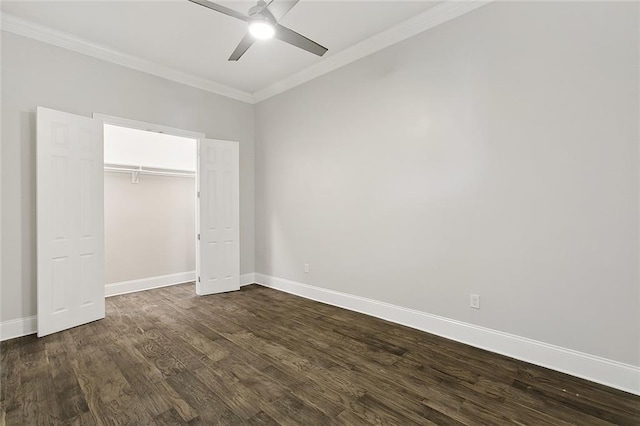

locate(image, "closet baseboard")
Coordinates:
0 316 37 341
105 271 196 297
240 273 256 287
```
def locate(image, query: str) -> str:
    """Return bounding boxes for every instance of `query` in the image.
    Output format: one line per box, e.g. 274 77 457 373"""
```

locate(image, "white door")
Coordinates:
196 139 240 295
37 107 105 337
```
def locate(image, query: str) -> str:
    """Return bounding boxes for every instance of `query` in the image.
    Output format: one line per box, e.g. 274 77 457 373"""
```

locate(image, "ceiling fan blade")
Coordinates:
187 0 249 22
266 0 300 21
228 32 255 61
275 24 327 57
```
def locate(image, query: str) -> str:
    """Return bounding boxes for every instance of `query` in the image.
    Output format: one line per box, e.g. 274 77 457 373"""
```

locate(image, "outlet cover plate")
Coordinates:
470 294 480 309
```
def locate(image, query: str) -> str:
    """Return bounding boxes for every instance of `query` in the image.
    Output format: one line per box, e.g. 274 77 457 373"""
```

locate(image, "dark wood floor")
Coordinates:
1 284 639 425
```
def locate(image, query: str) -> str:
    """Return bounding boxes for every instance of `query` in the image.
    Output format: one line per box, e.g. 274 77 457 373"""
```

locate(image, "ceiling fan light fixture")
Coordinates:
189 0 327 61
249 19 275 40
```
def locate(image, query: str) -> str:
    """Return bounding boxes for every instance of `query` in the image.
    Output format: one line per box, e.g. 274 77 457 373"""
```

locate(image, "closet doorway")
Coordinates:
97 113 241 300
36 108 239 337
102 122 199 297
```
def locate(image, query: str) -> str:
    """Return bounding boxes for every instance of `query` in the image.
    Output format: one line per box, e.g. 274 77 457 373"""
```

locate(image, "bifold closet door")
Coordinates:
196 138 240 295
36 107 105 337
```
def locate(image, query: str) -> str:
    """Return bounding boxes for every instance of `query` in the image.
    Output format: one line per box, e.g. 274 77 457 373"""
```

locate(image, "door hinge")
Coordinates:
197 233 200 240
197 276 201 282
197 191 200 198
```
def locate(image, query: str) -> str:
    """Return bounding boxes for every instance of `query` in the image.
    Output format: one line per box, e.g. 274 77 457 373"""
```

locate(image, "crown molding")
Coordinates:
0 13 255 104
1 1 492 105
253 0 493 103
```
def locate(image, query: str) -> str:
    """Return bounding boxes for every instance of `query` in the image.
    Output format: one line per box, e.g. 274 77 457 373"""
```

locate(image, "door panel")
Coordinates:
197 139 239 295
37 107 105 337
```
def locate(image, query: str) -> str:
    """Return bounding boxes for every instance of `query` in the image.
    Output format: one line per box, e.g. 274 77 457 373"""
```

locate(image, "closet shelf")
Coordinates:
104 163 195 183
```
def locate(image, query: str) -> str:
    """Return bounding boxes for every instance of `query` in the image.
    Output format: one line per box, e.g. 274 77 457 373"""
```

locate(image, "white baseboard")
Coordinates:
1 315 37 341
254 273 640 396
106 271 196 297
240 273 256 287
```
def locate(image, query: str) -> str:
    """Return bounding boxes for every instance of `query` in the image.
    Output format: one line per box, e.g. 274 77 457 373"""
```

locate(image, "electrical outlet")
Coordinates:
304 263 310 273
470 294 480 309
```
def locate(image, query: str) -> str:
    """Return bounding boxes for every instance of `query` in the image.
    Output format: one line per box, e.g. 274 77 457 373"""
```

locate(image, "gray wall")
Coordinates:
104 173 196 284
255 1 639 365
1 32 255 322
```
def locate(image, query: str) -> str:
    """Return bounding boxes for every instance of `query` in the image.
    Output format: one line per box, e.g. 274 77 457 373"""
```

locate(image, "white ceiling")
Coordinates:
2 0 441 98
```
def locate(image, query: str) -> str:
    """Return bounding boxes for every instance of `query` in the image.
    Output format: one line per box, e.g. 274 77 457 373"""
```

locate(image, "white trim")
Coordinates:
252 0 493 102
105 271 196 297
0 13 254 104
254 273 640 396
93 113 206 139
1 316 37 341
1 2 493 104
240 273 256 287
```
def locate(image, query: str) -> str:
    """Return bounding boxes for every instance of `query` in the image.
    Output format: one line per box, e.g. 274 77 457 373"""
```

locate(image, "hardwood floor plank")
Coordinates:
246 410 280 425
46 347 90 420
512 378 636 425
2 283 638 425
335 409 372 425
192 366 262 420
100 394 156 425
75 347 132 403
516 364 640 416
215 356 290 403
347 393 422 425
0 339 21 413
263 392 334 426
134 329 190 379
153 408 190 426
165 370 244 424
5 391 37 426
105 344 199 422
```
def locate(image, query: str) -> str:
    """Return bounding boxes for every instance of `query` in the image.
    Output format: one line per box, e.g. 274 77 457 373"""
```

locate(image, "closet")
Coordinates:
35 107 240 337
103 124 198 295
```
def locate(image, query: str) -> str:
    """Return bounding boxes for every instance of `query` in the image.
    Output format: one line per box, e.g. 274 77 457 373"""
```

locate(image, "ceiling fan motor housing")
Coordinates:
249 0 269 17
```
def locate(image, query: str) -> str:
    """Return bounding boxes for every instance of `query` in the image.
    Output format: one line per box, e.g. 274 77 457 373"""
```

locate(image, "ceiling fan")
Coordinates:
188 0 328 61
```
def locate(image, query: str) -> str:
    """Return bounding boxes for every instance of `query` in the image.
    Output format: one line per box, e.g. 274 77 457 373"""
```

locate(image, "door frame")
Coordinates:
94 113 205 298
93 114 205 140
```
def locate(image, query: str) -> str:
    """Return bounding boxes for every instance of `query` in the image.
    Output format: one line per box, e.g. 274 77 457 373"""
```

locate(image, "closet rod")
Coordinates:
104 164 195 183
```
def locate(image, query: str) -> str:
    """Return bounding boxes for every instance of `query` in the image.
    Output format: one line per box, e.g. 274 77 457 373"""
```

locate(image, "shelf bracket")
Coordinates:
131 167 141 184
